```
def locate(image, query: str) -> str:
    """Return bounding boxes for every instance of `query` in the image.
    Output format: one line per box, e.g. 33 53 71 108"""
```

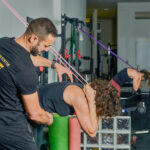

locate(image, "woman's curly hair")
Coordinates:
90 79 121 117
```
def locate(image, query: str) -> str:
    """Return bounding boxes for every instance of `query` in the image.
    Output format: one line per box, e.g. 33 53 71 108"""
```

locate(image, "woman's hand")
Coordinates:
127 68 145 91
84 84 96 103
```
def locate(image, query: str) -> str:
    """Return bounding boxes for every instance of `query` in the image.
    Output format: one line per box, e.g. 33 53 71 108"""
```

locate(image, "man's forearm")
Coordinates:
30 55 52 67
30 55 73 82
22 92 53 126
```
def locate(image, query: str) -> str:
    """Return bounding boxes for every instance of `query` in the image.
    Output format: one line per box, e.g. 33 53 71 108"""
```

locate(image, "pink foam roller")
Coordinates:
69 117 81 150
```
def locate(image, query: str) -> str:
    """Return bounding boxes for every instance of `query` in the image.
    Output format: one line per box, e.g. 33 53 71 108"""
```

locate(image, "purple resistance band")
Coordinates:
74 22 135 70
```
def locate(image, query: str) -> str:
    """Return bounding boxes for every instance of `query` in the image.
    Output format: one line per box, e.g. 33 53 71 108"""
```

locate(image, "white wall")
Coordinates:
62 0 86 19
0 0 58 37
117 2 150 71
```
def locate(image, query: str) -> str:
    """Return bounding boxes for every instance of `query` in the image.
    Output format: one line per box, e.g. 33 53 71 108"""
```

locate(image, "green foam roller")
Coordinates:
49 113 69 150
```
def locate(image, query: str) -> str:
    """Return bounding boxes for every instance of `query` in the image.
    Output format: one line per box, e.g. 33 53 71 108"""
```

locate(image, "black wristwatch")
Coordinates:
51 60 57 69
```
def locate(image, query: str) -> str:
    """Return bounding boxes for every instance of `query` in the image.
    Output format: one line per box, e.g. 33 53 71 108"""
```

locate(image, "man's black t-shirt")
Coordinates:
0 37 38 125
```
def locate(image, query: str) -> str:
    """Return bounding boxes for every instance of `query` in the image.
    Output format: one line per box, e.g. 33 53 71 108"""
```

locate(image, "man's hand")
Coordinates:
46 112 53 126
55 63 73 82
30 55 73 82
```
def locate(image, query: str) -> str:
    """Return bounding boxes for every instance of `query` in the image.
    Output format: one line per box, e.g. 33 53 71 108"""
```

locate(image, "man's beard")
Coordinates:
30 45 39 56
30 40 41 56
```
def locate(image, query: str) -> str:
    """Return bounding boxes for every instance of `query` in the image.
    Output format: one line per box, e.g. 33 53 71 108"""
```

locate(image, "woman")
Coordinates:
37 68 144 137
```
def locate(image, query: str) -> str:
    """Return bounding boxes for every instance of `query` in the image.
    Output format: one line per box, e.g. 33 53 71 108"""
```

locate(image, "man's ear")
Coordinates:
28 34 39 45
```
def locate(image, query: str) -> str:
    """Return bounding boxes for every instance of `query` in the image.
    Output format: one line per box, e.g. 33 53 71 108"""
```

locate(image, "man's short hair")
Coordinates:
25 18 57 40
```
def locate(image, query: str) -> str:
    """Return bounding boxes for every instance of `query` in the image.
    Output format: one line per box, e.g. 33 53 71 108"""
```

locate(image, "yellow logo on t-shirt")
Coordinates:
0 53 10 67
0 62 4 69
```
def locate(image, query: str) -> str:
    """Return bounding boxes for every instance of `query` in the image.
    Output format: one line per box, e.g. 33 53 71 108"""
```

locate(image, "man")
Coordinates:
0 18 72 150
38 67 144 138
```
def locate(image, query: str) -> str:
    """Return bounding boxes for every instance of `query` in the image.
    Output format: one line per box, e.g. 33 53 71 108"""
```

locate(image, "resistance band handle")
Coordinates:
65 48 71 59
